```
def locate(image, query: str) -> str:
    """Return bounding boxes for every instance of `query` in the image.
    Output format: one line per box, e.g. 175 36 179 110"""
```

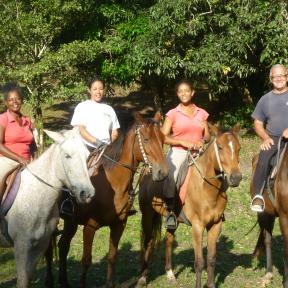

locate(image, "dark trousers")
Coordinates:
253 136 280 195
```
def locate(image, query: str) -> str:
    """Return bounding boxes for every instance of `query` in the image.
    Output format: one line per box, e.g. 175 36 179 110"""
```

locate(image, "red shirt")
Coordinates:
166 104 209 150
0 111 34 159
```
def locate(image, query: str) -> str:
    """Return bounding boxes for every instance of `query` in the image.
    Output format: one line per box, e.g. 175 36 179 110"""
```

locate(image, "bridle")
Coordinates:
89 123 157 206
189 136 231 186
26 141 82 198
92 123 153 173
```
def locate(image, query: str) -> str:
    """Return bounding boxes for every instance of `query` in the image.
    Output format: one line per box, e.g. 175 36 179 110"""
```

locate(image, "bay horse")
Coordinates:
46 112 169 288
137 124 242 288
251 138 288 287
0 128 95 288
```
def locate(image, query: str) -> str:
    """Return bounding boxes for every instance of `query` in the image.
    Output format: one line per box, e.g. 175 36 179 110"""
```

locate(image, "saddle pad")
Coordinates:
179 166 192 204
0 171 21 217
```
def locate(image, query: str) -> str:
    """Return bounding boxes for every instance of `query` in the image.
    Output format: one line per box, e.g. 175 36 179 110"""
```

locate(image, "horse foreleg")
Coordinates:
106 222 126 288
205 220 222 288
279 213 288 288
192 222 205 288
165 229 177 285
58 219 78 288
137 208 158 287
80 222 97 288
45 238 54 288
14 239 45 288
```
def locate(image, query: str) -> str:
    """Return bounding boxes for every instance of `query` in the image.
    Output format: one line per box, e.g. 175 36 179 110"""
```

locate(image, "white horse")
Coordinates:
0 128 95 288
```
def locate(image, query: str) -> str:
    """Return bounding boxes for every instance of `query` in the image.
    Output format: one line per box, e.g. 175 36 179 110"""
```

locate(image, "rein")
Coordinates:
26 144 75 197
88 124 155 206
189 138 226 187
91 124 153 172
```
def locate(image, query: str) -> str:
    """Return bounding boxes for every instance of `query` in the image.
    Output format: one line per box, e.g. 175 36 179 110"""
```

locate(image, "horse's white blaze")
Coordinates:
228 140 234 160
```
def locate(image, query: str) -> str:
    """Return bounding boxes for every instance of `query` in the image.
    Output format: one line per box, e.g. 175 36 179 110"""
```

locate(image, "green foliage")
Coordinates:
220 105 254 129
0 0 287 128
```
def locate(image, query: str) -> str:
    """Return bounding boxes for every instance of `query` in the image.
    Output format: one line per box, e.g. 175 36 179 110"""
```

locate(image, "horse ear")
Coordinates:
153 110 162 122
209 123 220 136
232 123 241 134
44 129 65 143
134 112 145 124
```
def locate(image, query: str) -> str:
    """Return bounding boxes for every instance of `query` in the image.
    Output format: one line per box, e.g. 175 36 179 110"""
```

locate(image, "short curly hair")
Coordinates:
2 82 23 101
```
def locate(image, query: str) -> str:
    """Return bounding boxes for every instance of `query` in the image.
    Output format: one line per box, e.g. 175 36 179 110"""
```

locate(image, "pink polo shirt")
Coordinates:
166 104 209 150
0 111 34 159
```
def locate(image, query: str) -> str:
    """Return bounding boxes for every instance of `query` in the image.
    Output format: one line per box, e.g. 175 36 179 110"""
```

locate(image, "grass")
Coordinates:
0 126 285 287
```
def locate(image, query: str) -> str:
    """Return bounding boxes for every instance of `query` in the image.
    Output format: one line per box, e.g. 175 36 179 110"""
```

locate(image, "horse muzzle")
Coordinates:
227 171 242 187
73 185 95 204
152 163 169 181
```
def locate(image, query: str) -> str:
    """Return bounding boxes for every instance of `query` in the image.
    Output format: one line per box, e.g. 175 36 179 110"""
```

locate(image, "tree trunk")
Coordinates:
32 101 44 153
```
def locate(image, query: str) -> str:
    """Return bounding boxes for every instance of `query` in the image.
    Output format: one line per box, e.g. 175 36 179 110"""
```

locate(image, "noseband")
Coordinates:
135 125 153 172
190 137 233 185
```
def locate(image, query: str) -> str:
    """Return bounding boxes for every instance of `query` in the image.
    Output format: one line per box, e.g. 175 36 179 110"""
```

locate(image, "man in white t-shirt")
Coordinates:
71 77 120 149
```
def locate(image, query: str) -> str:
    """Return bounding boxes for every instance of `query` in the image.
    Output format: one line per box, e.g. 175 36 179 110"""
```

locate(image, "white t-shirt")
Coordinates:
71 100 120 147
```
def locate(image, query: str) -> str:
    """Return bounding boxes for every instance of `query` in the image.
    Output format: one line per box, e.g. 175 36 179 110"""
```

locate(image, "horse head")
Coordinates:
44 128 95 204
133 111 169 181
210 123 242 187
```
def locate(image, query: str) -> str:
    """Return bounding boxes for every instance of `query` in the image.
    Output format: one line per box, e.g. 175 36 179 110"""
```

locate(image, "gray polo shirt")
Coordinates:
252 90 288 137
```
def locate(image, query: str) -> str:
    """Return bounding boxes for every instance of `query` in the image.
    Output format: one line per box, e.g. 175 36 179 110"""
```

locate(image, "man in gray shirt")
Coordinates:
251 64 288 212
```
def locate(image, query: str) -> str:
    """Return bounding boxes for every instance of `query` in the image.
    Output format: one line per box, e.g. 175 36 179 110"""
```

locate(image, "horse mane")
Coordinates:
99 131 126 171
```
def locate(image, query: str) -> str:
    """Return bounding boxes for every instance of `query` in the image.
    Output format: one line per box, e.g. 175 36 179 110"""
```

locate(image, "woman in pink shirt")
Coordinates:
161 80 210 229
0 83 35 182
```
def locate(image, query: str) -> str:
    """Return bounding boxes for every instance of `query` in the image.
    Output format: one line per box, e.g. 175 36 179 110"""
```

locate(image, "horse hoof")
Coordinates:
260 272 273 287
136 276 147 287
166 269 177 285
264 272 273 280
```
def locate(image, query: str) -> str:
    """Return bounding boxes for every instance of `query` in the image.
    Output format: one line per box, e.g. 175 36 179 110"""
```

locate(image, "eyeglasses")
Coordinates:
270 74 288 80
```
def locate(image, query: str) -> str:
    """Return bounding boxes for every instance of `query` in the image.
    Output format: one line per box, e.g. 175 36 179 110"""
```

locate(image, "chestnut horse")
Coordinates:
137 124 242 288
251 138 288 287
45 112 169 288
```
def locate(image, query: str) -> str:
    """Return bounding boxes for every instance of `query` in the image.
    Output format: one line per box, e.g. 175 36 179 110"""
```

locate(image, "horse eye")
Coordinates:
144 138 149 144
65 153 72 159
218 145 223 150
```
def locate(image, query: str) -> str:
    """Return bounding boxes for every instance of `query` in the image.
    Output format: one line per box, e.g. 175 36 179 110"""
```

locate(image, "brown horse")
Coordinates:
45 111 169 288
136 124 242 288
251 139 288 287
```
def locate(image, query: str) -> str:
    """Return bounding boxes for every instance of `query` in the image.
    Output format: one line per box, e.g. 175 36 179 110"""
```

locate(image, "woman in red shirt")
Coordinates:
0 83 35 181
161 80 210 229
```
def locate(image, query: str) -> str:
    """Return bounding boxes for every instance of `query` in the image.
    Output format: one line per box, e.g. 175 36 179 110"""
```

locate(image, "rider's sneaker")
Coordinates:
250 195 265 212
165 211 177 230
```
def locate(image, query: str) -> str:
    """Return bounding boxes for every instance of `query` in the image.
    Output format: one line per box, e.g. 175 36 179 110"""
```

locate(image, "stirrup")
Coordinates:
250 195 265 213
60 198 74 218
165 211 177 230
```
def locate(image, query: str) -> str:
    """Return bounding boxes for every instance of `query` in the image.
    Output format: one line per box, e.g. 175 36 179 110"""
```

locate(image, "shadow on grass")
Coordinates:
0 234 284 287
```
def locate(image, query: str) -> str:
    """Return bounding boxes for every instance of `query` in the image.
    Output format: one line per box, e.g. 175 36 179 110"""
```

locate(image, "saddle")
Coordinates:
265 139 288 206
87 145 107 177
0 164 22 206
0 165 22 217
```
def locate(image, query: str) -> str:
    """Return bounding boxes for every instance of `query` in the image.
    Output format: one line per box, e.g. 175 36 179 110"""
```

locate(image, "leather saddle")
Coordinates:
0 165 22 206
